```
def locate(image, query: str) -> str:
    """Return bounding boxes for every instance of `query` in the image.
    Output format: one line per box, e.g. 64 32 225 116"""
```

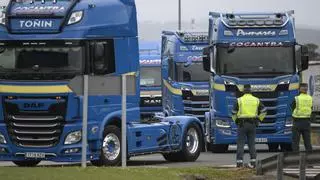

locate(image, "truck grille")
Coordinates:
236 91 279 124
182 90 209 122
3 97 67 148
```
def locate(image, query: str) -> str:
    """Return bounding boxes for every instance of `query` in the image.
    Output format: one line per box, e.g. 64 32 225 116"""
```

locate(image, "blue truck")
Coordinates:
161 31 210 123
139 41 162 119
202 11 309 153
0 0 204 166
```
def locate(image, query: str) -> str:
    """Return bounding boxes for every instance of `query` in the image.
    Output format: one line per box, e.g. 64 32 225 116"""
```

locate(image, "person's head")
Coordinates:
243 84 251 94
299 83 308 94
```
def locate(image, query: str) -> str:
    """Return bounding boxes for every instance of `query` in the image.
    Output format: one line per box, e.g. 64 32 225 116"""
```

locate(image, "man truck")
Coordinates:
161 31 210 123
202 11 309 153
0 0 203 166
139 41 162 119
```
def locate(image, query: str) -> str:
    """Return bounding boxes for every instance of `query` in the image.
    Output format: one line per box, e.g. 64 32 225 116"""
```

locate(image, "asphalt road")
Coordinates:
0 144 276 167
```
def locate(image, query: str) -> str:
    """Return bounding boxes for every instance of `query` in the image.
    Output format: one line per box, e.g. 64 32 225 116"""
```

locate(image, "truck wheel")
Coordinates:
163 123 202 162
211 144 228 153
91 125 121 166
12 160 41 167
268 143 279 152
280 143 292 152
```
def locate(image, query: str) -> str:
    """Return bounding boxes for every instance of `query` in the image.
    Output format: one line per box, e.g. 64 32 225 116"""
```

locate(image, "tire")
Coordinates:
280 143 292 152
163 123 202 162
90 125 121 166
13 160 41 167
211 144 229 153
268 143 279 152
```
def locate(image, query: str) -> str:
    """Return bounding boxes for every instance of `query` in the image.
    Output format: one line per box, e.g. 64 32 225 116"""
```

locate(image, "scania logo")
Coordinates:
250 85 274 92
19 20 53 28
24 103 44 109
236 29 276 36
192 89 209 96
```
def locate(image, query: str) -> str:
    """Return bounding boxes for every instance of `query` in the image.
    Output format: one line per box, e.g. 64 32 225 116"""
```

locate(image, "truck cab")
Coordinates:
161 31 210 122
203 11 309 153
0 0 204 166
139 41 162 119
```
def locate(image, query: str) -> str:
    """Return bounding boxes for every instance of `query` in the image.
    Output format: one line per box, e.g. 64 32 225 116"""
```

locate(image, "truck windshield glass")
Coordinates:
175 62 210 82
217 46 295 75
140 66 161 87
0 46 83 80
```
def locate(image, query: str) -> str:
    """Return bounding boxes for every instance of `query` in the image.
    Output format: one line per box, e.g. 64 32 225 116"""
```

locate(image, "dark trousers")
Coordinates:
237 121 256 161
292 119 313 152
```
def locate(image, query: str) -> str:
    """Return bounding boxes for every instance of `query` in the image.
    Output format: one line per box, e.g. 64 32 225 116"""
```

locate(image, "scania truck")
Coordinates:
161 31 210 123
0 0 203 166
139 41 162 119
202 11 309 153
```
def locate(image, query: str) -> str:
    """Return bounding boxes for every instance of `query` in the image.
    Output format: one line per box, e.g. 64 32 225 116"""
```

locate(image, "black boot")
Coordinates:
236 160 243 168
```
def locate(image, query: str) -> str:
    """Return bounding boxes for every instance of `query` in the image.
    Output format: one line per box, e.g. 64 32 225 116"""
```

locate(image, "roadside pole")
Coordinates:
121 74 127 167
81 75 89 168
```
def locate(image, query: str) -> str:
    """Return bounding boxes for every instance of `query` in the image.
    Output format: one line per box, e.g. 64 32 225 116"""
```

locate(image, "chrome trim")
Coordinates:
14 130 58 135
12 116 60 121
185 114 205 118
13 123 59 128
16 137 57 141
183 100 210 104
17 143 54 148
184 107 209 111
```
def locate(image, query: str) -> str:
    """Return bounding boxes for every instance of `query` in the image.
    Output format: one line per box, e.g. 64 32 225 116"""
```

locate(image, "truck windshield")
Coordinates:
216 46 295 75
175 62 210 82
0 46 83 80
140 66 161 87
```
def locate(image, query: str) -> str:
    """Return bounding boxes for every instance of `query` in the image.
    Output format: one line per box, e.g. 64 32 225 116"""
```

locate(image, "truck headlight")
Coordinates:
0 10 5 26
67 10 83 25
64 131 82 145
0 133 7 144
216 119 231 128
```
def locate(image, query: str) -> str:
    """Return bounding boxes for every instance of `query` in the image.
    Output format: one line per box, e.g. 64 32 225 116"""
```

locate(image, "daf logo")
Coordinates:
236 29 276 36
251 85 274 92
24 103 44 109
20 20 53 28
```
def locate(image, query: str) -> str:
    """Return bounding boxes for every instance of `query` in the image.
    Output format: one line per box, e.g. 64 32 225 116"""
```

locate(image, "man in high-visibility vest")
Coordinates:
232 84 267 168
291 83 313 152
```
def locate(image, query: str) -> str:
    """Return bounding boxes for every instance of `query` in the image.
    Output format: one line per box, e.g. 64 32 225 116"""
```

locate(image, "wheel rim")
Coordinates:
102 133 120 161
185 128 199 154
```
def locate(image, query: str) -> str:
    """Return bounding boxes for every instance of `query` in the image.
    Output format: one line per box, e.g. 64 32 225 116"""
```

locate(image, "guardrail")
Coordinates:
256 150 320 179
257 123 320 179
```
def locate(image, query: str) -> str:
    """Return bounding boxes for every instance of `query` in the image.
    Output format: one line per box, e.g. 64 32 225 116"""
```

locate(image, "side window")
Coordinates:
91 41 115 75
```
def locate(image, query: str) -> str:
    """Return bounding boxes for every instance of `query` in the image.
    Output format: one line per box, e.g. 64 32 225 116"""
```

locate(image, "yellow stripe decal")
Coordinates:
163 79 182 95
212 83 226 91
0 85 72 94
289 83 299 90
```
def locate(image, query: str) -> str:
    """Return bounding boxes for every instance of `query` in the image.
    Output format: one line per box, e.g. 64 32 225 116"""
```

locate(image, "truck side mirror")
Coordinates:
300 45 309 71
202 46 212 72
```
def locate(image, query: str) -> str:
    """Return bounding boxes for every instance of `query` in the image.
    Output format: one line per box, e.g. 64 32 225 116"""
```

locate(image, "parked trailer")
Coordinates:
302 61 320 123
0 0 204 166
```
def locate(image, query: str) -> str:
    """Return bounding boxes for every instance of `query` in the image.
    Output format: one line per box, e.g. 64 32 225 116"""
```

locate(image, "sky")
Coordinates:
136 0 320 29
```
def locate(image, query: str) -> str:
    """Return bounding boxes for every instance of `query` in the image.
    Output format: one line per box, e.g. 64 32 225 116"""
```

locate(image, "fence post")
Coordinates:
277 152 284 180
299 152 306 180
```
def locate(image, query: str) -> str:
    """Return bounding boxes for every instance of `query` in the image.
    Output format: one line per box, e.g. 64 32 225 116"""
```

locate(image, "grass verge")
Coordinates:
0 166 254 180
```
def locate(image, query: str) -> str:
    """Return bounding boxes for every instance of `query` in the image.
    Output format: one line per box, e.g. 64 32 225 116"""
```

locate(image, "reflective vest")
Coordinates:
292 93 313 118
237 94 260 119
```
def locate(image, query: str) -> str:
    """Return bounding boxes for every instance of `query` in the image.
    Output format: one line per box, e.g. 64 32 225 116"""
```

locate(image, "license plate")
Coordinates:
25 152 46 159
255 138 268 143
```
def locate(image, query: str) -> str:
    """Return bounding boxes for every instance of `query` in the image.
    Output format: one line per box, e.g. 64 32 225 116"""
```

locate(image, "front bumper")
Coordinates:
0 121 101 162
